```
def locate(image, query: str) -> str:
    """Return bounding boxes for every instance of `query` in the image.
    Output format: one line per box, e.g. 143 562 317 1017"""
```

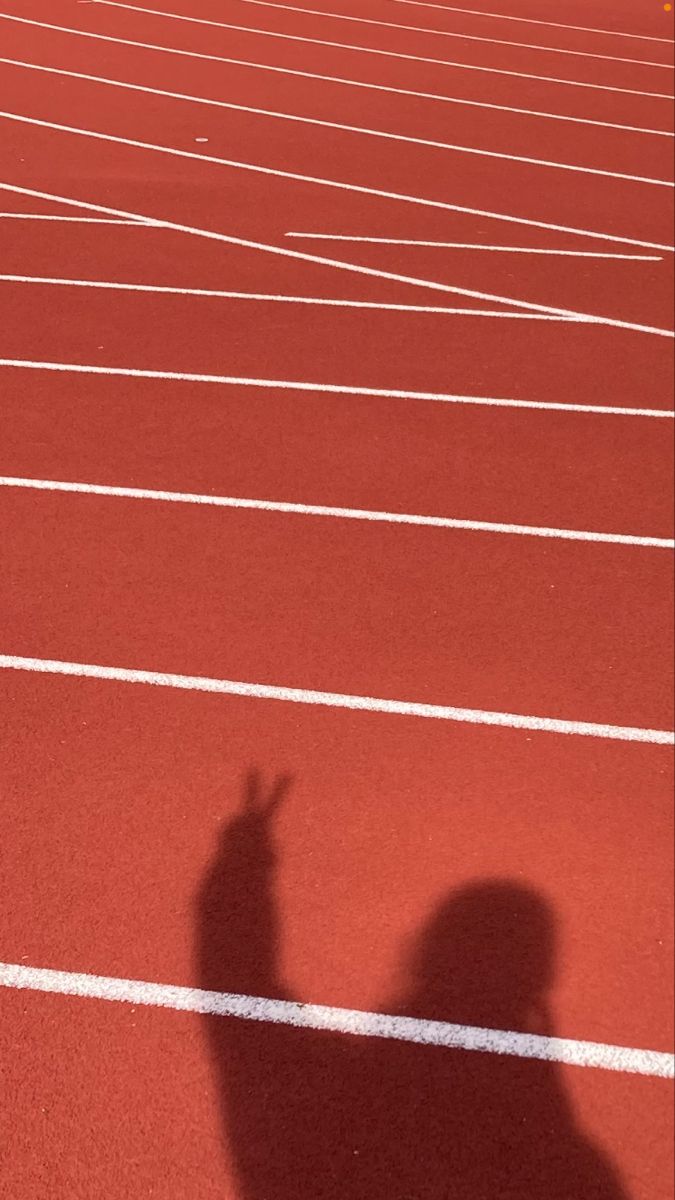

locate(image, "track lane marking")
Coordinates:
3 475 671 548
83 1 675 98
1 358 672 418
0 657 672 744
221 0 674 68
1 14 669 138
0 213 150 224
4 120 672 261
285 236 663 260
0 277 589 317
2 144 674 335
392 0 675 45
1 961 673 1076
4 56 671 188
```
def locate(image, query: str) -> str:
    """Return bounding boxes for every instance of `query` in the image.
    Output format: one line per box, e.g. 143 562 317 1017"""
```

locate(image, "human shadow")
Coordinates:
197 772 629 1199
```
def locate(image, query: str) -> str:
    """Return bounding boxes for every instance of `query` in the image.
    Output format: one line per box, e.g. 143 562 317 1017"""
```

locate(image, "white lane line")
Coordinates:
1 359 672 419
1 15 668 139
0 276 587 318
285 237 662 260
0 213 150 224
4 118 673 263
0 657 667 739
4 476 671 549
5 57 670 188
229 0 673 68
82 1 675 99
1 657 673 744
1 961 673 1076
392 0 675 45
3 132 674 336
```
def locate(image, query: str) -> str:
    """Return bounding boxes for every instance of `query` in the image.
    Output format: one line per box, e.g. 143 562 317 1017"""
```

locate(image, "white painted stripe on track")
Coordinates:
227 0 674 67
0 277 586 318
5 57 670 188
81 1 675 99
3 139 674 335
1 358 673 418
285 237 663 260
0 657 673 744
4 121 673 264
0 213 150 224
392 0 675 45
4 475 671 548
1 14 669 139
1 961 673 1076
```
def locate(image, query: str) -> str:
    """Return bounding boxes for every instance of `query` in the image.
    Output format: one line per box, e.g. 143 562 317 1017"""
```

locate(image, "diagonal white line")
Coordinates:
3 475 671 548
231 0 674 68
0 276 589 318
3 115 672 258
1 961 673 1076
87 1 675 99
4 56 672 188
0 656 673 744
1 132 673 336
0 13 669 138
392 0 675 45
0 213 150 224
1 358 672 419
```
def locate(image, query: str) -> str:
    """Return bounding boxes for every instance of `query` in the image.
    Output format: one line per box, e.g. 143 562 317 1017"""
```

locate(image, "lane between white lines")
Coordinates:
230 0 674 68
392 0 675 45
86 1 675 99
1 358 672 418
3 475 672 548
0 656 673 744
285 236 663 260
0 276 587 318
4 56 670 188
1 14 669 138
1 961 673 1076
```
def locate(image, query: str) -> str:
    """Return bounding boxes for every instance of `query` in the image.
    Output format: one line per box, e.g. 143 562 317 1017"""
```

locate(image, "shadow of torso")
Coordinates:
198 786 629 1200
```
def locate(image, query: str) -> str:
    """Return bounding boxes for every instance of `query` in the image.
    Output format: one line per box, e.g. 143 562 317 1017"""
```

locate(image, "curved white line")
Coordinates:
80 1 675 99
3 56 670 188
0 13 669 137
392 0 675 45
229 0 674 67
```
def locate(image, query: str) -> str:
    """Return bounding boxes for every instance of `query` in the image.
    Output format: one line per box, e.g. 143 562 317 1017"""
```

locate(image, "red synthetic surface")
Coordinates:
1 0 674 1197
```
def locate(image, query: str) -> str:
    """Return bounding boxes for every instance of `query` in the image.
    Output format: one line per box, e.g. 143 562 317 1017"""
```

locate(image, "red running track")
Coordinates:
1 0 674 1198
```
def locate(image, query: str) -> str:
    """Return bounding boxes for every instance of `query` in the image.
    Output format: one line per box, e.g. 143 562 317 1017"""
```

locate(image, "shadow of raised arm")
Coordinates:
198 770 292 1000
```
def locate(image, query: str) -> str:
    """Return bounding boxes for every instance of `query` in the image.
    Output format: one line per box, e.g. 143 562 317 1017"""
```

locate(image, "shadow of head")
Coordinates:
403 880 556 1031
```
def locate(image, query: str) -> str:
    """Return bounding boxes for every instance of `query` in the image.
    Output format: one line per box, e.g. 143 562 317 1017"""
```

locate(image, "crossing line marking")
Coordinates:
0 277 589 318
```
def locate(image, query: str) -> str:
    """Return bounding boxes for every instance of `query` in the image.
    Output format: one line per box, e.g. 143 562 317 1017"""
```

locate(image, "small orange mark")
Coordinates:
665 4 673 12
